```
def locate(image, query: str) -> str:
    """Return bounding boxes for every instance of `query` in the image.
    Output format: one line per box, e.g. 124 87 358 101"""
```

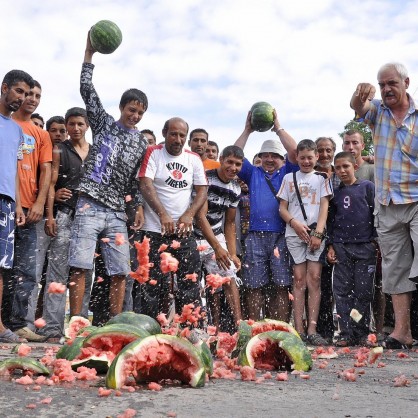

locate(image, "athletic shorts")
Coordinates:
0 195 16 269
286 235 325 265
242 231 292 289
69 195 130 276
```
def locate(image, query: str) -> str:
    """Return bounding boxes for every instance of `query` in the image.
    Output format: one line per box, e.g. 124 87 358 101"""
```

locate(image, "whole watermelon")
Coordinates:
250 101 274 132
90 20 122 54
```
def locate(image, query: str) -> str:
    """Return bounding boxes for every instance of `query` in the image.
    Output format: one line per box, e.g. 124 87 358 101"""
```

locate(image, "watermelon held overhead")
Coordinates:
250 101 274 132
90 20 123 54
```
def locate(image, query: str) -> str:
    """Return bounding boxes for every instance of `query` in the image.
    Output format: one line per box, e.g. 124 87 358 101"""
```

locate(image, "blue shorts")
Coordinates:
69 195 130 276
0 196 16 269
242 231 292 289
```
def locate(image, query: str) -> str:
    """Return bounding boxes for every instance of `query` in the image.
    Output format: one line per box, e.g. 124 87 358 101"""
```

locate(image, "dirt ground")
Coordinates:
0 342 417 418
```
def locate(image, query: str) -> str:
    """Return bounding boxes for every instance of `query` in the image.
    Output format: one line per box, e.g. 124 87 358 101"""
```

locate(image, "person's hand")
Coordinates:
271 109 282 133
244 111 255 134
292 220 311 244
308 235 321 251
55 188 72 203
15 206 25 227
327 246 337 264
160 213 175 236
214 246 232 270
25 201 44 224
354 83 376 103
176 214 193 237
45 218 57 237
230 254 241 272
131 207 144 231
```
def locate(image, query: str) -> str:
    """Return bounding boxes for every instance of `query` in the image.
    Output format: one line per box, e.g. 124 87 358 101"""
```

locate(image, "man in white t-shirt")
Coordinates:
138 117 208 318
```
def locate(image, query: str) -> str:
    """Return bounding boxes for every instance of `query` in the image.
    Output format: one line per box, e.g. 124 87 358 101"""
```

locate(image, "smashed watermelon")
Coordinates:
106 334 206 389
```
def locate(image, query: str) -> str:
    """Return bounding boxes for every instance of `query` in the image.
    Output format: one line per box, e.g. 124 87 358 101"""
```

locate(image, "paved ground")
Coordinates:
0 342 417 418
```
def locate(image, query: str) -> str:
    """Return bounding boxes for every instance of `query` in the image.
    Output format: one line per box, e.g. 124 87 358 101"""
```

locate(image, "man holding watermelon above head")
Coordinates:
67 31 148 320
234 110 298 322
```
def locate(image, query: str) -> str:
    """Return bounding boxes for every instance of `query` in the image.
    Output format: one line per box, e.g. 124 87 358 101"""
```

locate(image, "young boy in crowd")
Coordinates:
194 145 243 330
326 152 376 346
278 139 332 346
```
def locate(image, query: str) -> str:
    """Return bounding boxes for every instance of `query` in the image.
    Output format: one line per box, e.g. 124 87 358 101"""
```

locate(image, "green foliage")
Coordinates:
339 120 374 156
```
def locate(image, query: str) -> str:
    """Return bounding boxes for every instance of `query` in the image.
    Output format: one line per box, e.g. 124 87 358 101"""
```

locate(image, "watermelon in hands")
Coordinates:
90 20 122 54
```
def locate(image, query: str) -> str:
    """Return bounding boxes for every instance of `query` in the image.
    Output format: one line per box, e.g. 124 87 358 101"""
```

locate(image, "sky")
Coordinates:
3 0 418 160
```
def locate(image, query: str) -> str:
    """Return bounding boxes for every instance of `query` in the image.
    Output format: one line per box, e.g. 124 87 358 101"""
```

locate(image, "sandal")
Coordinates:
307 333 329 346
334 335 356 347
0 329 27 343
382 336 412 350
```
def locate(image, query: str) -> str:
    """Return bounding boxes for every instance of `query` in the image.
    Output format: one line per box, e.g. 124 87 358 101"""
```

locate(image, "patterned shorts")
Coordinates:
0 195 16 269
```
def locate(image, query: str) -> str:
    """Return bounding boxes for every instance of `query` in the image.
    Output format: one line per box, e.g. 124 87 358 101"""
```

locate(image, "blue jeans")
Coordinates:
6 209 38 331
69 195 130 275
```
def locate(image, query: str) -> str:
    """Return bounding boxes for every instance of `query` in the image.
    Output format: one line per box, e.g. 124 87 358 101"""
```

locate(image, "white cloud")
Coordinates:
2 0 418 160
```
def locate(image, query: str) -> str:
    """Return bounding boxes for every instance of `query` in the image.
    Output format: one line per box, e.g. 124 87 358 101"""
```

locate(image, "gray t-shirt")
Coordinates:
355 161 374 183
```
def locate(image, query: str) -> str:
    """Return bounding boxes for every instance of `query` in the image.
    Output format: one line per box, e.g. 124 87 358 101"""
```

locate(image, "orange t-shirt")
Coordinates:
13 120 52 208
203 158 220 170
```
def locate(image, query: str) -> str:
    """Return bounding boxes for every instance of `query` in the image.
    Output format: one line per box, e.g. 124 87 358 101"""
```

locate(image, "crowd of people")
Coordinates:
0 35 417 350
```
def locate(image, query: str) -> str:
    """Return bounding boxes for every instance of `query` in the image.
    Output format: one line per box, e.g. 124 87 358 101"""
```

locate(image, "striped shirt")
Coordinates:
363 95 418 205
193 169 241 239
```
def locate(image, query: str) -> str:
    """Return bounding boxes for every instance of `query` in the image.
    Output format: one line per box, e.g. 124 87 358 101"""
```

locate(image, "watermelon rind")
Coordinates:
106 334 206 389
56 336 86 361
231 320 252 358
82 323 150 349
90 20 122 54
107 312 161 335
238 331 312 372
194 340 213 375
0 357 50 376
250 101 274 132
71 355 112 374
251 319 300 338
64 315 91 339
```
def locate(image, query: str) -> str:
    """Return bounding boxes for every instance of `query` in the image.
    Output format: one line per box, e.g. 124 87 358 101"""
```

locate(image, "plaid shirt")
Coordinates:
363 95 418 205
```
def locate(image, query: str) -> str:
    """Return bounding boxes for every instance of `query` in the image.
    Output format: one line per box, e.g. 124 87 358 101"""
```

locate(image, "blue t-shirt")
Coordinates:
238 158 299 233
328 179 376 244
0 114 23 200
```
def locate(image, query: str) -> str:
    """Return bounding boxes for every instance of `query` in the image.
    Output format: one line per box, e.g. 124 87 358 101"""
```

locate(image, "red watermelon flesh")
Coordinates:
250 339 292 371
120 339 200 384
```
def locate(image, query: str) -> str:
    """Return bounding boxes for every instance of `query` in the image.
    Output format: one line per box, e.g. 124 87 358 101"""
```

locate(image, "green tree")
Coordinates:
339 120 374 156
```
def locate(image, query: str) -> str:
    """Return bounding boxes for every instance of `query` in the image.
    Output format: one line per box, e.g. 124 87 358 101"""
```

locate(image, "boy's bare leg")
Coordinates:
246 288 264 321
306 261 322 335
223 280 242 325
207 291 221 329
109 275 126 317
293 263 308 335
69 268 86 317
266 285 291 322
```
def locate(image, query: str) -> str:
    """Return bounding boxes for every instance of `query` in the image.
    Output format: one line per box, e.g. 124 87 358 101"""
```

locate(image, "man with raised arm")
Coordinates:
350 62 417 349
234 110 298 321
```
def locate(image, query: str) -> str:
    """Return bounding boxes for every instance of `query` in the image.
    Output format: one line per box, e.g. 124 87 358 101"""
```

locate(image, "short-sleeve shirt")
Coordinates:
0 114 24 200
355 161 374 183
13 119 52 209
193 169 241 239
277 170 333 237
238 158 299 233
203 159 220 170
139 145 208 233
363 95 418 205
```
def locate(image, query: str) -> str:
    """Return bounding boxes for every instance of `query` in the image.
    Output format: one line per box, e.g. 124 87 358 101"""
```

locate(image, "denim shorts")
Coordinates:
0 196 16 269
286 235 326 264
242 231 292 288
68 195 130 276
